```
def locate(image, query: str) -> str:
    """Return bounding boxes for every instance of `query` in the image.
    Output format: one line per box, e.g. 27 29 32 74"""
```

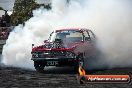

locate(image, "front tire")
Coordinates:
74 56 85 73
74 63 79 73
34 61 45 73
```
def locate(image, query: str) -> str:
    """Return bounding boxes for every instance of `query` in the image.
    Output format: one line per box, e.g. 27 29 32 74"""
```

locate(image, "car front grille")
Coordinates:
32 50 67 58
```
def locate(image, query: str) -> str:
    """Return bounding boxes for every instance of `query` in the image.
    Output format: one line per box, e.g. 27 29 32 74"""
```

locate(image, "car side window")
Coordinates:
83 31 90 41
49 32 54 42
88 30 95 41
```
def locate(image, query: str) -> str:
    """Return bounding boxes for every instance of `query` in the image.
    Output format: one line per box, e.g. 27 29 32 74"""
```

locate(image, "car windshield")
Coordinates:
49 30 83 43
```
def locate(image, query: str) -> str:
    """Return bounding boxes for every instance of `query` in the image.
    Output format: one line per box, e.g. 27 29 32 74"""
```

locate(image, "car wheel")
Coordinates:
79 59 84 68
74 63 79 73
34 61 45 73
74 56 84 73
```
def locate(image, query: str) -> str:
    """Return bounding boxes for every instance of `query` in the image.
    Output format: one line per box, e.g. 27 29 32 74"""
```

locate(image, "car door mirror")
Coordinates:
44 40 48 43
85 37 91 41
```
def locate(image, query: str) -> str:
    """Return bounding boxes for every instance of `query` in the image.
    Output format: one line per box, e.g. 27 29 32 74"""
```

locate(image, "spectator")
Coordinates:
4 11 11 27
1 15 6 27
0 17 2 27
0 11 11 27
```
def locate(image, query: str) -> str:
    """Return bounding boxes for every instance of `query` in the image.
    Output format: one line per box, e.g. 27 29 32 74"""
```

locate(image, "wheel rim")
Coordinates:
79 60 84 67
34 62 44 71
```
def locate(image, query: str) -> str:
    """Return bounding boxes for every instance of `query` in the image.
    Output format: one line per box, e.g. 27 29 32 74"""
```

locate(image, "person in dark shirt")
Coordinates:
1 15 6 27
4 11 11 27
0 11 11 27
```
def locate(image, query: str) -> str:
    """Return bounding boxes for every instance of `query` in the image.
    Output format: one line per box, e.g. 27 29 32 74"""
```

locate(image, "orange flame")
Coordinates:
78 65 86 76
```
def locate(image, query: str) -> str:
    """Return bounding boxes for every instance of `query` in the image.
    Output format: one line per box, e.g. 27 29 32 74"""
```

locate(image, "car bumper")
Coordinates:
31 57 79 66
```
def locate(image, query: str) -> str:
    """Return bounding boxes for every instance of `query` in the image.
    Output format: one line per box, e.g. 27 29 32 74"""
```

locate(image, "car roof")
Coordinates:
55 28 90 32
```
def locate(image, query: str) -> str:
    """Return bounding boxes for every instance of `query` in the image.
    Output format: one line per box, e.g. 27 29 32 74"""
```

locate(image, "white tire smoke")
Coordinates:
2 0 132 69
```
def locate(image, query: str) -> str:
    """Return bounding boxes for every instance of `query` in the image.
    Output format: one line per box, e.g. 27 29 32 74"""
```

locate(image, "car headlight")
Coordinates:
32 53 39 58
66 51 75 58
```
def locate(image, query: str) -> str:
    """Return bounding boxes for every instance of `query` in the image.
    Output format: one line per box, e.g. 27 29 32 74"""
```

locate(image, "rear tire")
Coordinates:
74 56 85 73
74 63 79 74
34 61 45 73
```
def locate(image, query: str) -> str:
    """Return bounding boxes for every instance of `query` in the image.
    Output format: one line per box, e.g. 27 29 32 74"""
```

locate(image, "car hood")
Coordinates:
32 42 82 52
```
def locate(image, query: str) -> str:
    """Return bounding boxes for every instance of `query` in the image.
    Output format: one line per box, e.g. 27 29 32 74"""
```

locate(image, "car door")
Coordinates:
83 30 96 58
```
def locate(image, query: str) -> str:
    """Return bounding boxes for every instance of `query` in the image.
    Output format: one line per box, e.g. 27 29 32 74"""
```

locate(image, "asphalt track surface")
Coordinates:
0 54 132 88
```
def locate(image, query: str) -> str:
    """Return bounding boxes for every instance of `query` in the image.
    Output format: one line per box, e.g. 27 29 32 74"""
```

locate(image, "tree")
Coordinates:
11 0 37 26
0 7 3 10
11 0 51 26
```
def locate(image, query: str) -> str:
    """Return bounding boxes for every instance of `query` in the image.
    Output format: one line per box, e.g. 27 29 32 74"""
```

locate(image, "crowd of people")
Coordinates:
0 11 11 40
0 11 11 27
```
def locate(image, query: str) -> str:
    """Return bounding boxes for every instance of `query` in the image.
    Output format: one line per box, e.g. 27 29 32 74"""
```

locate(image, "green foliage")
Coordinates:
37 4 51 10
0 7 3 10
11 0 51 26
11 0 37 26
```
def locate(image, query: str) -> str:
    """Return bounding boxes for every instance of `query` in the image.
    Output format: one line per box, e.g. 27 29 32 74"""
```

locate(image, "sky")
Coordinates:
0 0 51 16
0 0 15 10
